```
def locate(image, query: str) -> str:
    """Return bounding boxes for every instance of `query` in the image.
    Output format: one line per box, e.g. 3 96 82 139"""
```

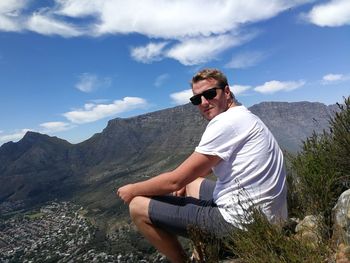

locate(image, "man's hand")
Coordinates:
173 187 186 197
117 184 136 204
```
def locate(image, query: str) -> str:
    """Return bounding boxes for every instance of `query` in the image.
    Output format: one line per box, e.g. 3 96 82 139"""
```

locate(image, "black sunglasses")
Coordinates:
190 86 224 105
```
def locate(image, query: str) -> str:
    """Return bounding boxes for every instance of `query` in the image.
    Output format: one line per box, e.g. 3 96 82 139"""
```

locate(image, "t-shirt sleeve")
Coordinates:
195 116 244 161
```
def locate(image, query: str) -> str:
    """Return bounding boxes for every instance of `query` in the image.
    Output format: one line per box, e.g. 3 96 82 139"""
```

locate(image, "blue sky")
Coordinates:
0 0 349 145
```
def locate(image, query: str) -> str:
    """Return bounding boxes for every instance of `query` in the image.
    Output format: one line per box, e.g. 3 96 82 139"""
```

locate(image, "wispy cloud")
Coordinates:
39 121 75 133
54 0 105 17
226 51 267 69
305 0 350 27
0 0 26 13
322 73 349 84
254 80 305 94
27 12 82 37
323 73 343 81
75 73 112 92
170 89 192 105
154 73 170 87
130 42 168 63
63 97 148 124
0 0 26 32
0 15 20 31
166 32 258 65
88 0 311 38
1 0 313 65
0 128 31 144
0 121 75 145
231 85 251 95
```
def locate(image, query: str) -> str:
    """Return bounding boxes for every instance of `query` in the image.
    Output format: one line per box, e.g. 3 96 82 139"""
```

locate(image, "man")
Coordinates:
117 68 287 263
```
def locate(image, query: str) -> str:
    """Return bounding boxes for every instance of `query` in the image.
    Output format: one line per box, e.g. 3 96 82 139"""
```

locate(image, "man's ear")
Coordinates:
224 85 231 97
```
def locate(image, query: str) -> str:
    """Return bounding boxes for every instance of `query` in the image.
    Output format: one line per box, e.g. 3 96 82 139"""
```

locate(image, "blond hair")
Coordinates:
191 68 228 88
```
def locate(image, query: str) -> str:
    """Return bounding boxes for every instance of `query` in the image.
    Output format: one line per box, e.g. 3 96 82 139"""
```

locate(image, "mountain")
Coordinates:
0 132 77 206
249 101 338 152
0 101 338 224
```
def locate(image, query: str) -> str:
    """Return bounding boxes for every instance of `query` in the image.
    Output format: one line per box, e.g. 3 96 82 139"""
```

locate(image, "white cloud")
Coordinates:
226 51 267 69
39 122 74 133
27 13 82 37
254 80 305 94
54 0 106 17
154 73 170 87
0 0 26 12
0 0 26 32
75 73 112 92
231 85 251 95
0 128 31 144
0 0 313 38
90 0 310 38
170 89 193 105
0 0 314 65
166 32 257 65
323 73 343 81
0 15 21 32
306 0 350 27
322 73 349 84
130 42 168 63
63 97 148 124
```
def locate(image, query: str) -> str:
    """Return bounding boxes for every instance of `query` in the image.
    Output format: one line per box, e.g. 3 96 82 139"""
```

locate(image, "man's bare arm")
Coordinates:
117 152 221 203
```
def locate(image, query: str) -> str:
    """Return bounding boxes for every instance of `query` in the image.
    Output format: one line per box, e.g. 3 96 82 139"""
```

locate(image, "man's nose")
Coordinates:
200 95 209 105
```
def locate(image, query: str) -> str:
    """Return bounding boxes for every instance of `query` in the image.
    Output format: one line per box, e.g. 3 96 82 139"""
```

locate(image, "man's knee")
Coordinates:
129 196 151 224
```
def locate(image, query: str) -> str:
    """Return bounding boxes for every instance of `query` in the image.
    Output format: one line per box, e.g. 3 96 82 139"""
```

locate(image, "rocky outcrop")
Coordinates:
333 189 350 245
291 189 350 263
295 215 323 246
332 190 350 262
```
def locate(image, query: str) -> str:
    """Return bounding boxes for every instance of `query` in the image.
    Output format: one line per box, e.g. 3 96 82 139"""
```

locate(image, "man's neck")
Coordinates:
227 99 237 109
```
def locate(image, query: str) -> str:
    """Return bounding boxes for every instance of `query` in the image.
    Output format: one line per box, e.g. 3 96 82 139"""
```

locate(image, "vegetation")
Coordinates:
290 96 350 228
189 96 350 262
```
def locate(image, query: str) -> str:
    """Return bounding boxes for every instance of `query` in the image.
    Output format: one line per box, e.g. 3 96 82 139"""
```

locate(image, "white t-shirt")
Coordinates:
195 105 288 227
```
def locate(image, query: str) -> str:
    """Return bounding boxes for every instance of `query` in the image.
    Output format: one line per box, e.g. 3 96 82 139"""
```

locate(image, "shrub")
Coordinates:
227 209 329 263
290 96 350 230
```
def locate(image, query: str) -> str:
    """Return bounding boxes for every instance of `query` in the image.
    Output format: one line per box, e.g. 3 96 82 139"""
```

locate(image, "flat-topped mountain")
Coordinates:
0 101 338 219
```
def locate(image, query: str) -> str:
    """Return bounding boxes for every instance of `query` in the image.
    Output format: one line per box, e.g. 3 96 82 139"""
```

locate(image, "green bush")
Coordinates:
228 209 329 263
290 96 350 229
330 97 350 175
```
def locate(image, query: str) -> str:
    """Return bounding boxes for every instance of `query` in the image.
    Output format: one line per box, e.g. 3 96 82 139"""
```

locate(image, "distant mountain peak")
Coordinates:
20 131 71 145
22 131 45 140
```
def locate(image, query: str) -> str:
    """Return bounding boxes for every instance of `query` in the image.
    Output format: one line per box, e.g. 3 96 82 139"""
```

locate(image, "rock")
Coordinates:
336 243 350 263
333 189 350 245
295 215 323 246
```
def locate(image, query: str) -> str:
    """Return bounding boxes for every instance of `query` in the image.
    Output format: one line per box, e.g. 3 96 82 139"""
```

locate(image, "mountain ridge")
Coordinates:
0 101 338 218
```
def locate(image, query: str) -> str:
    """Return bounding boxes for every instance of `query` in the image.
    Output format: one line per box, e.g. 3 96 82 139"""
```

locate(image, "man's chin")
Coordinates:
202 110 215 121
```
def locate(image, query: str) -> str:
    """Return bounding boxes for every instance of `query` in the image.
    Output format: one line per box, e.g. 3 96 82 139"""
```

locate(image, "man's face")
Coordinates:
192 78 230 121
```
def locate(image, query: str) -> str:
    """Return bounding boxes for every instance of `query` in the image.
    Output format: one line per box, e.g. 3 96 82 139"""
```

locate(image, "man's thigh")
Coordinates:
148 180 233 238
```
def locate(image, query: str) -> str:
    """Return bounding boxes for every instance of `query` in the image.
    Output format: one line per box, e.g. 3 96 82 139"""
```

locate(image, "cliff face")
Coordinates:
0 101 338 213
249 101 337 152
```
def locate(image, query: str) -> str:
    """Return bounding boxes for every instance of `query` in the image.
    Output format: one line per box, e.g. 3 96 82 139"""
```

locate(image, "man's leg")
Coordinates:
184 177 212 261
129 196 187 263
185 177 205 198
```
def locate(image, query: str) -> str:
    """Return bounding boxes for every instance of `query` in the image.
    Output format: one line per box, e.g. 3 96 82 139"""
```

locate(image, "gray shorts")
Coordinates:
148 179 235 238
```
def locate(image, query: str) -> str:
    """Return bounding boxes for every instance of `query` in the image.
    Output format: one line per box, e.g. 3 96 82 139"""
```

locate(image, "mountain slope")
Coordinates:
0 101 338 217
0 132 75 205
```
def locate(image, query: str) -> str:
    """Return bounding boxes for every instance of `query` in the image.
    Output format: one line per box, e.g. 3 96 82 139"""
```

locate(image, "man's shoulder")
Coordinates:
213 105 254 122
